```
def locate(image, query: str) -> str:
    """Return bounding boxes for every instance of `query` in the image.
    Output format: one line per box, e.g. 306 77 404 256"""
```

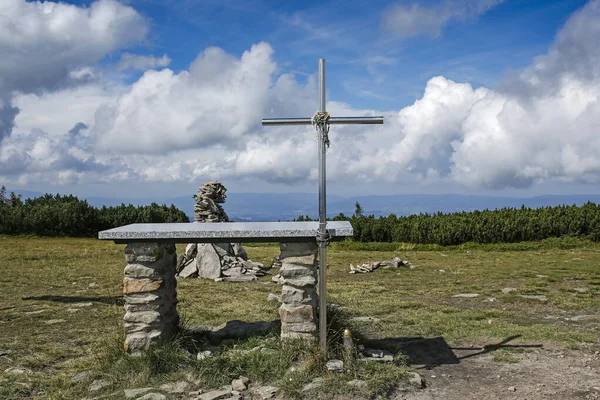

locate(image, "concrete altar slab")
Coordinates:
98 221 353 243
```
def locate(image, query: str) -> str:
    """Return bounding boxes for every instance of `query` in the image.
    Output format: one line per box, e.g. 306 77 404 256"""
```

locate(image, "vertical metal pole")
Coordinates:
317 59 327 353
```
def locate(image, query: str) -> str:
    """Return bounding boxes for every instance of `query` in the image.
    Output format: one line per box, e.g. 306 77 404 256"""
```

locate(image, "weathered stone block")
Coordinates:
279 304 315 324
197 243 222 279
124 292 162 304
281 276 316 287
281 322 317 333
280 254 317 266
124 311 162 325
279 264 316 279
281 285 317 305
124 302 164 313
125 264 164 278
279 242 318 259
123 278 163 294
125 243 164 263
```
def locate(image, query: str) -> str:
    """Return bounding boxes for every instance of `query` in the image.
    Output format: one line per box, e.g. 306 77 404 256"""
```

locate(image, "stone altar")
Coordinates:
99 221 353 354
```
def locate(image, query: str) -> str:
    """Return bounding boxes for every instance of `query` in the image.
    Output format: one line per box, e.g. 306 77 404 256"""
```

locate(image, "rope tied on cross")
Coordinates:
312 111 331 148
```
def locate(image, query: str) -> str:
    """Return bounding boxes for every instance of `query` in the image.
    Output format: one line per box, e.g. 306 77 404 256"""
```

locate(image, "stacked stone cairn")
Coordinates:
349 257 411 274
176 181 269 281
278 242 319 342
123 243 179 354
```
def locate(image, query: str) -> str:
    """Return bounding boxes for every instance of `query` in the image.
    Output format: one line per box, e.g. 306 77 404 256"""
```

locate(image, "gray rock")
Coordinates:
231 376 249 391
253 386 279 400
452 293 480 298
159 381 188 393
0 349 11 356
136 394 166 400
408 372 425 388
197 350 213 360
222 267 244 277
271 274 282 284
213 243 232 258
179 259 198 278
507 386 516 392
267 293 281 303
325 359 345 372
71 371 91 383
302 377 323 392
198 389 232 400
347 379 366 388
573 287 589 293
88 282 99 288
197 243 222 279
89 379 111 392
72 302 94 308
501 287 516 294
45 319 66 324
232 243 248 260
518 294 547 301
4 367 32 375
124 388 152 398
565 314 590 321
185 243 197 258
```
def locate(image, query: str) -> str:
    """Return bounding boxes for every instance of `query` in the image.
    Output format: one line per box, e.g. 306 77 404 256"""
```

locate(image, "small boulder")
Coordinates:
231 376 250 392
325 359 345 372
408 372 425 388
197 350 213 360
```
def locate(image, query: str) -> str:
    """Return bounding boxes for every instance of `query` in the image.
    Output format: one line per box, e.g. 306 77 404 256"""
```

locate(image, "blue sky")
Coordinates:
1 0 599 198
113 0 587 110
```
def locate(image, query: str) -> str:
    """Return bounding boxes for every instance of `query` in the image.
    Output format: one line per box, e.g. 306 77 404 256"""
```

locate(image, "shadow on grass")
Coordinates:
326 306 543 369
22 295 124 306
177 319 281 351
453 335 543 361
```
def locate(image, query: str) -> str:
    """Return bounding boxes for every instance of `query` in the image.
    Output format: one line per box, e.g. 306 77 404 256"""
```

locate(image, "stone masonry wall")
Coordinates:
278 242 319 342
123 242 179 354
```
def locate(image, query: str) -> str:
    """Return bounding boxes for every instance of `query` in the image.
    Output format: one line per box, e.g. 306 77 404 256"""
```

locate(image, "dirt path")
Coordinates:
395 348 600 400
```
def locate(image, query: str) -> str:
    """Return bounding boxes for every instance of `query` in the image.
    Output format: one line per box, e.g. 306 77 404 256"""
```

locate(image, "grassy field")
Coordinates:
0 237 599 399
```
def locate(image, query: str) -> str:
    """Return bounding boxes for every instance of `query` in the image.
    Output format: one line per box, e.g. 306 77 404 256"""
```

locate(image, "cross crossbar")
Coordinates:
262 116 384 126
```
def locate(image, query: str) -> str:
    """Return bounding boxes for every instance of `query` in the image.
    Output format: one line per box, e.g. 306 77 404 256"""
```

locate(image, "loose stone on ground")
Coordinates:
71 371 91 383
231 376 250 392
198 389 232 400
253 386 279 400
124 388 152 398
89 379 111 392
518 294 548 301
136 394 166 400
159 380 188 393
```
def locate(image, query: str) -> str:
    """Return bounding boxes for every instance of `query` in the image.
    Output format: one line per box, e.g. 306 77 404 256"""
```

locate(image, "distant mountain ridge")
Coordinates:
9 189 600 222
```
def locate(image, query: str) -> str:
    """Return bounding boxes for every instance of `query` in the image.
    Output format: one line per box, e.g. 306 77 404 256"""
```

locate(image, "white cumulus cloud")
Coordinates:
5 0 600 194
0 0 148 140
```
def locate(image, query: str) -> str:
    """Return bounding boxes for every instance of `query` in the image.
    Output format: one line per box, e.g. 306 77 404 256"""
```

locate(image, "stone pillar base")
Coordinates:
278 242 318 342
122 242 178 354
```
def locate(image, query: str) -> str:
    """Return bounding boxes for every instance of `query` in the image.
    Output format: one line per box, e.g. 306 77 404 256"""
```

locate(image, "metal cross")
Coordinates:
262 59 384 352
